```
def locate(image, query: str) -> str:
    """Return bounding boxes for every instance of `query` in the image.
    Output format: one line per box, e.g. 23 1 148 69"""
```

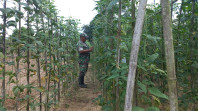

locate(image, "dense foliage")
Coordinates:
0 0 198 111
0 0 79 110
83 0 198 111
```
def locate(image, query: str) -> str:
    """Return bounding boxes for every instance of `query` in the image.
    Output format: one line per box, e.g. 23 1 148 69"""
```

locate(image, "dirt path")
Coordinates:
56 67 102 111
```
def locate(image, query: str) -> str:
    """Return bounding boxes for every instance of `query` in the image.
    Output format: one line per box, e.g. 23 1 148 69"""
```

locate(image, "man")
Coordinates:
77 33 93 88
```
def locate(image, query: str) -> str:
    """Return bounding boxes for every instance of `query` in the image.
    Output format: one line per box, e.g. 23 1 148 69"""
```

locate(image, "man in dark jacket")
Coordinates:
77 33 93 88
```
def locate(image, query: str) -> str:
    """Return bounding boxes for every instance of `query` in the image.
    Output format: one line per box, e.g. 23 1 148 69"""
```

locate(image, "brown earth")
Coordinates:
55 66 102 111
1 56 46 110
1 56 101 111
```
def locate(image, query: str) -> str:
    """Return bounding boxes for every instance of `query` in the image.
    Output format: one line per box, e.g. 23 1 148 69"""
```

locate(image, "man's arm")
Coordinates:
79 47 93 54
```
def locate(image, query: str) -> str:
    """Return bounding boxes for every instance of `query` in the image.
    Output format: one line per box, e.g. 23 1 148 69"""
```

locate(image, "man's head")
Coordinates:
80 33 88 42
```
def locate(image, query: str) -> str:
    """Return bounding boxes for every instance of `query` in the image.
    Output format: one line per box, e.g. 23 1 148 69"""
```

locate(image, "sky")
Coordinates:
54 0 97 28
53 0 161 28
2 0 180 36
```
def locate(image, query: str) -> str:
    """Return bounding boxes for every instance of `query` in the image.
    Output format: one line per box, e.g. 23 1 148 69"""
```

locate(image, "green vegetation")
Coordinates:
85 0 198 111
0 0 79 110
0 0 198 111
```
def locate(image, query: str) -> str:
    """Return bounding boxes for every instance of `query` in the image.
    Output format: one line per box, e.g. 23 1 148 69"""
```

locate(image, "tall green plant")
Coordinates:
1 0 7 106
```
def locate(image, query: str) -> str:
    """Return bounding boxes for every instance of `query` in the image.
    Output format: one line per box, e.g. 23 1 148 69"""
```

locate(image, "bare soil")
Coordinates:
1 57 45 110
1 56 101 111
55 67 102 111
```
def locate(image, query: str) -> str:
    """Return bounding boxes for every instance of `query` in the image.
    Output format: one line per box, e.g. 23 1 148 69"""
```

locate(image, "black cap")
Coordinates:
80 33 87 37
80 33 88 38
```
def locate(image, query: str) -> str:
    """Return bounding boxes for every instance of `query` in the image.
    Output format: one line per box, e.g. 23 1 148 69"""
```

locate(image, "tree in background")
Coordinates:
161 0 178 111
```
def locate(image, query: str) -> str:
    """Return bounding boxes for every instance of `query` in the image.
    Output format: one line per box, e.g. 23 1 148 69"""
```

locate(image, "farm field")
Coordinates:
1 0 198 111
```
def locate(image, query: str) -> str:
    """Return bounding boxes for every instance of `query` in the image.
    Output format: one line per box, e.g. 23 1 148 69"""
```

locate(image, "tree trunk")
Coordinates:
116 0 121 111
161 1 179 111
124 0 147 111
41 10 49 111
26 0 30 111
131 2 137 104
176 0 184 76
2 0 7 106
36 14 42 111
40 9 49 111
189 0 195 111
171 0 173 20
131 0 135 34
16 0 21 110
58 23 61 102
46 18 52 111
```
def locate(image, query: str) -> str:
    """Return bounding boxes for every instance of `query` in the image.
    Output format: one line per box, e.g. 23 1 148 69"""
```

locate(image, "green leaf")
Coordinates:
144 34 161 43
33 0 41 8
7 20 17 27
137 65 147 71
0 107 6 111
192 61 198 68
24 95 31 100
102 105 112 111
7 61 15 66
107 0 119 10
0 77 4 80
0 52 4 58
15 10 24 17
120 75 127 81
120 43 128 52
155 68 166 74
13 87 20 96
107 73 119 80
35 41 43 46
133 106 145 111
142 80 155 86
146 107 160 111
148 87 168 100
137 81 147 94
86 41 92 47
20 2 28 7
0 8 14 15
146 53 159 63
16 56 22 63
23 5 32 12
58 48 64 52
99 75 108 81
0 8 5 13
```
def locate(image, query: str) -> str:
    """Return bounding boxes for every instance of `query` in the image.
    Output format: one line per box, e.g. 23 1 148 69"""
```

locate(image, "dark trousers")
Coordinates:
79 63 88 85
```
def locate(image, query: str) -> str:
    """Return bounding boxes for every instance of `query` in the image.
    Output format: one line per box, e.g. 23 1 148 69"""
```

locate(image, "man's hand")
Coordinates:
79 47 94 54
